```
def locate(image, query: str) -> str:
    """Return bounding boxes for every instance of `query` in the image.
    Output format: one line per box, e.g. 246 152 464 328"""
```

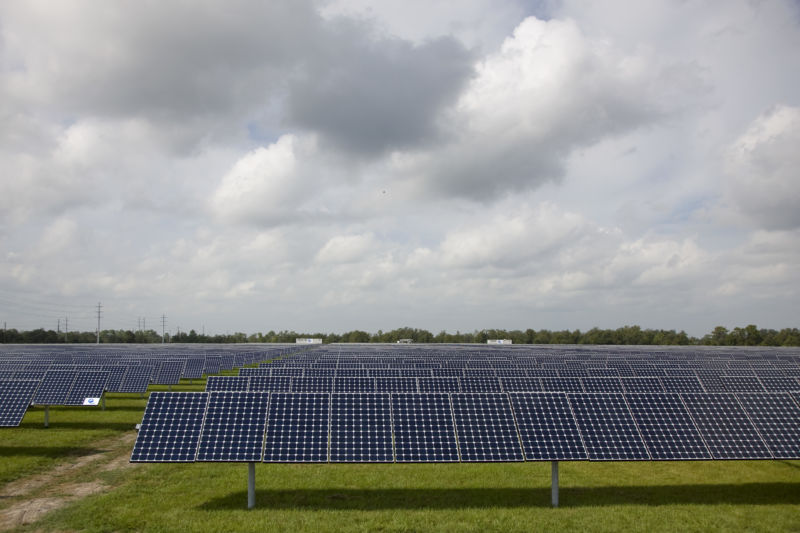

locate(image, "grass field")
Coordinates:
1 379 799 532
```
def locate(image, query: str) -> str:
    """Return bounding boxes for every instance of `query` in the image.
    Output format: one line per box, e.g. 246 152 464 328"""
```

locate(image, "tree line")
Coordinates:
2 324 799 346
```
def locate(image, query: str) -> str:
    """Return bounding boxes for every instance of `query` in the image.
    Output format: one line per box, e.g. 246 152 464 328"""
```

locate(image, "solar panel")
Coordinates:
64 372 109 405
680 393 771 459
720 376 765 392
334 377 375 393
247 376 291 392
32 370 77 405
197 391 269 461
567 393 650 461
239 367 271 376
621 377 665 393
101 366 127 392
330 393 393 462
391 393 459 462
183 358 206 379
450 393 523 462
131 392 208 462
540 378 583 393
375 377 418 392
509 392 586 461
735 393 800 459
263 393 329 462
694 372 727 392
116 365 153 393
758 377 800 392
459 377 502 392
0 380 38 427
659 377 705 393
499 377 541 392
624 393 710 460
581 378 624 393
206 376 250 392
291 377 333 393
418 377 460 393
154 360 185 385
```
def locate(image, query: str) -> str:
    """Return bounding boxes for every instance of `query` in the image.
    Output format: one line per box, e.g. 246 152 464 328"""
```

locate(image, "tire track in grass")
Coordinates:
0 431 138 530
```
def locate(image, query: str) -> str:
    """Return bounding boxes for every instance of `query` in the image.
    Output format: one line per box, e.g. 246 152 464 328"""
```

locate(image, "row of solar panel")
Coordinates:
0 360 190 384
212 374 800 394
131 391 800 464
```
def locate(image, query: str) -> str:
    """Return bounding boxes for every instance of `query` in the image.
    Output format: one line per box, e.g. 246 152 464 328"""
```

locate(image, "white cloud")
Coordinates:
315 233 377 264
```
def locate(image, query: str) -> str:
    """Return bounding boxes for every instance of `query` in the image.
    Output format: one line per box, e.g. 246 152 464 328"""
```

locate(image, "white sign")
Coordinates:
83 397 101 406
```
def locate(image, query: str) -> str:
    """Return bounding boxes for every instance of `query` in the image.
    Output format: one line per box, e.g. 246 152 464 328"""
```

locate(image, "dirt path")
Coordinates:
0 432 138 531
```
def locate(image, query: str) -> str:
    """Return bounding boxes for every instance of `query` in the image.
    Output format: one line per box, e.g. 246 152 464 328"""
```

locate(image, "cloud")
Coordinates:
315 233 377 264
724 105 800 230
391 16 707 200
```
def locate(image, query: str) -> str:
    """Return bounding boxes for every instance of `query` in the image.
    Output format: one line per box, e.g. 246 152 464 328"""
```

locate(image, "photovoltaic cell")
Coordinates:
540 378 583 393
567 393 650 461
499 377 541 392
116 365 153 393
330 393 393 462
131 392 208 462
735 393 800 459
659 377 705 393
391 393 459 462
450 393 523 462
624 393 710 460
581 377 624 393
758 377 800 392
375 377 418 393
334 377 375 393
720 376 765 392
206 376 250 392
263 393 330 462
509 392 586 461
680 393 771 459
0 380 38 427
459 377 502 393
291 377 333 393
197 391 269 461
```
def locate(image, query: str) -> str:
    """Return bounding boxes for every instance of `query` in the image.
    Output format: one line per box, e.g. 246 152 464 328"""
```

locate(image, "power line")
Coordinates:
96 301 103 344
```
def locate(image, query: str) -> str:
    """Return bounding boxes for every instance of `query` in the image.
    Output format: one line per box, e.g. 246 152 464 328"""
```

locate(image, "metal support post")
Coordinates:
101 394 106 411
44 405 49 428
551 461 559 508
248 462 256 509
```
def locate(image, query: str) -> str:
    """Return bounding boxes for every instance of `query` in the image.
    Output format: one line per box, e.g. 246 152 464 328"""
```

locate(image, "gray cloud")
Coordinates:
286 22 475 156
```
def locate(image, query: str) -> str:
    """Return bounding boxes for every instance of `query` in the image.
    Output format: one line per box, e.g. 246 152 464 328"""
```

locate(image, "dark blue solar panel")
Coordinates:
291 377 333 393
540 377 583 393
624 393 710 460
660 377 705 393
197 391 269 461
248 376 291 392
621 377 665 393
499 377 541 392
509 392 586 461
758 377 800 392
64 372 109 405
32 370 77 405
680 393 771 459
263 393 330 462
459 377 502 392
239 367 271 376
720 376 765 392
116 365 153 393
581 378 624 393
206 376 250 392
735 393 800 459
375 377 417 393
334 377 375 392
101 366 127 392
183 358 206 379
154 360 184 385
418 377 460 393
450 393 523 462
0 380 38 427
330 393 393 462
567 393 649 461
391 393 459 462
131 392 208 462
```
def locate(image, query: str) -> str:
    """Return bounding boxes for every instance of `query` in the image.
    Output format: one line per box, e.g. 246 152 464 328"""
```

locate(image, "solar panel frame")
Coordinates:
509 392 587 461
391 393 459 462
450 393 524 462
196 391 270 462
130 392 208 462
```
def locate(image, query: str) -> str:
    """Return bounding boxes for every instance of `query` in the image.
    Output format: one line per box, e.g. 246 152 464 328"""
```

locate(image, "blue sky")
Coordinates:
1 0 798 337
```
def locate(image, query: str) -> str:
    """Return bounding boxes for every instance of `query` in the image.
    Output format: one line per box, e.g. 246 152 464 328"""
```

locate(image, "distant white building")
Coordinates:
487 339 512 344
296 338 322 344
396 338 413 344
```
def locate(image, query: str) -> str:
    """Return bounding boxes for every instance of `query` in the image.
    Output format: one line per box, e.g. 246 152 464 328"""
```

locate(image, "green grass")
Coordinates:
2 376 800 532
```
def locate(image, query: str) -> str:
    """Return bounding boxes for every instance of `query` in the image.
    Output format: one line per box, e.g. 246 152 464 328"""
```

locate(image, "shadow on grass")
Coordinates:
200 483 800 510
18 421 135 431
0 446 103 458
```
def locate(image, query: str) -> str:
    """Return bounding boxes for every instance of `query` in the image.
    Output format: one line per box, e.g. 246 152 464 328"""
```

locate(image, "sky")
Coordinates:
1 0 799 337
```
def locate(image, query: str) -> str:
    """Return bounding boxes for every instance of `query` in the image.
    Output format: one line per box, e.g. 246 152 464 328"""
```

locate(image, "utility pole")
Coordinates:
96 301 103 344
64 317 68 343
57 318 61 334
161 314 167 344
